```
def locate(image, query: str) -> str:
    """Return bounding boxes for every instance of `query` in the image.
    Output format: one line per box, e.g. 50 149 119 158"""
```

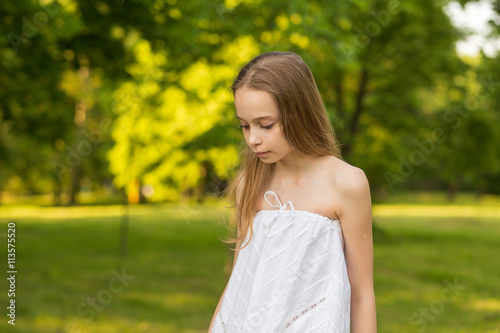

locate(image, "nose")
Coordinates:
248 128 262 146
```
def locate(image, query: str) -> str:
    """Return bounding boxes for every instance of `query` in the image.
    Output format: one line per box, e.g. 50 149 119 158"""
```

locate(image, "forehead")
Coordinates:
236 115 276 122
234 87 280 121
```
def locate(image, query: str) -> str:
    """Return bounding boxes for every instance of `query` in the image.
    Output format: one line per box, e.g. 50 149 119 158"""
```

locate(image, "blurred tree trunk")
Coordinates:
120 179 140 258
120 202 129 258
195 161 210 203
342 68 369 158
68 166 82 206
53 177 62 206
334 71 345 121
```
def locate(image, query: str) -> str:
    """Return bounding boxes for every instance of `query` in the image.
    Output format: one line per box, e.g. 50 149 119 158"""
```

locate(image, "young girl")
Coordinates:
209 51 376 332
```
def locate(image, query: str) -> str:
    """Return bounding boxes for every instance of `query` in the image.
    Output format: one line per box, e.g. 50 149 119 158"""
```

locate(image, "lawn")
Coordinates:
0 192 499 332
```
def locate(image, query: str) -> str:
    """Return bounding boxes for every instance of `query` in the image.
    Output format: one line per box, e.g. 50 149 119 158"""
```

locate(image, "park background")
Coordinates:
1 0 500 332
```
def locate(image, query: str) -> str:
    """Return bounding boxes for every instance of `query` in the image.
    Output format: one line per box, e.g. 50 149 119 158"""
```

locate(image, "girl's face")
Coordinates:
234 86 293 164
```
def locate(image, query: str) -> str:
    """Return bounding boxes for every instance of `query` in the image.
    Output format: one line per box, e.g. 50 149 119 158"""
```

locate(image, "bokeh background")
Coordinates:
1 0 500 332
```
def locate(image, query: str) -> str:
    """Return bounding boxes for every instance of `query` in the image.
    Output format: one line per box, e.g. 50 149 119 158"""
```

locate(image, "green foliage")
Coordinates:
0 0 499 202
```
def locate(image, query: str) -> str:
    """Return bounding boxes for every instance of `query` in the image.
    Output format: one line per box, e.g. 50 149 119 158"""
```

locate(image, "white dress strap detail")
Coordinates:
263 191 295 229
264 191 295 213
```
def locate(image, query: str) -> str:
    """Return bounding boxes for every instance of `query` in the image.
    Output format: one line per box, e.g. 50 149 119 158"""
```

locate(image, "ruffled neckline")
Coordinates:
254 209 340 223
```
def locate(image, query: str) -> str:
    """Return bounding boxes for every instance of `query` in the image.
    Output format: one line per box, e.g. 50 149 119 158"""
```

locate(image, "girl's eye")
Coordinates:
239 123 273 130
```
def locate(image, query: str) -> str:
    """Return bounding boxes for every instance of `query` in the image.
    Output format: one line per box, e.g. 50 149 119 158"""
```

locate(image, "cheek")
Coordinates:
273 126 288 144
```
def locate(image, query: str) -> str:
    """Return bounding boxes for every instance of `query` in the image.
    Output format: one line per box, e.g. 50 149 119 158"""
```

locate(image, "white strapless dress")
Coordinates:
212 191 351 333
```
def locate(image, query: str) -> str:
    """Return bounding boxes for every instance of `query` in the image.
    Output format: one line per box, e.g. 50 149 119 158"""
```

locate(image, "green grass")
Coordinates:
0 193 499 332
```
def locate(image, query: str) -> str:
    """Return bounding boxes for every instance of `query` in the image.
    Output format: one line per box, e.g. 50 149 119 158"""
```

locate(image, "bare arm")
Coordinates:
338 168 377 332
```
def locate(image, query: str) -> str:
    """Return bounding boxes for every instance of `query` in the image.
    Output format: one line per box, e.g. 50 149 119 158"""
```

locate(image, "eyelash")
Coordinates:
239 124 274 130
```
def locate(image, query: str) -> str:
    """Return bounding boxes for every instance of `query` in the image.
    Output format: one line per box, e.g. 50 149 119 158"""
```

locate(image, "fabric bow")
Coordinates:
262 191 295 229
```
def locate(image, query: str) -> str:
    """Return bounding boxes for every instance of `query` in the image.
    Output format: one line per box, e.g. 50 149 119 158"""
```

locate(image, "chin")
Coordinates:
265 155 286 164
257 155 279 164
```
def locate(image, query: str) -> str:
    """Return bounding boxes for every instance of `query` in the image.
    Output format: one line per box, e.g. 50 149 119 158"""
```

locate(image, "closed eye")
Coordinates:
239 123 274 130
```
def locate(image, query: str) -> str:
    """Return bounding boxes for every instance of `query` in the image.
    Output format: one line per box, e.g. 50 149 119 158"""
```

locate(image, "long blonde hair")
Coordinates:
222 51 342 251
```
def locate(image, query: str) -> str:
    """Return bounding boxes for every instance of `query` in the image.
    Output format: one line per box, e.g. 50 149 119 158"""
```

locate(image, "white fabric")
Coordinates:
212 190 351 333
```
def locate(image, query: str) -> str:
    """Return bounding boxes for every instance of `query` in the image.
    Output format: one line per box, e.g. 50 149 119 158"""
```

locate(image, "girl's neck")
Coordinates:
273 149 323 185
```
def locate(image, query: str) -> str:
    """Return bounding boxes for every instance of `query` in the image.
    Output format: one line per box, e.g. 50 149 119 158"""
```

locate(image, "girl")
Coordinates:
209 51 376 332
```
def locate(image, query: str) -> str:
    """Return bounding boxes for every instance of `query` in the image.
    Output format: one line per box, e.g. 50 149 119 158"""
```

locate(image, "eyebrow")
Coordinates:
236 115 276 121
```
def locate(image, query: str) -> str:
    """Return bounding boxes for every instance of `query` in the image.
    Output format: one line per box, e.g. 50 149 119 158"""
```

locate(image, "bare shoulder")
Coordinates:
321 156 368 190
320 156 370 203
322 156 371 219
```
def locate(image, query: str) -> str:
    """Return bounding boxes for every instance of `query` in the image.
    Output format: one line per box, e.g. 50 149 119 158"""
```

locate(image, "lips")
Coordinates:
255 151 269 157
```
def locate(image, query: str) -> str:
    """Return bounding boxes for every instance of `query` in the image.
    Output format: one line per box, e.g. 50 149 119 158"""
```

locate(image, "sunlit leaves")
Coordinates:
213 35 260 66
108 35 255 201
